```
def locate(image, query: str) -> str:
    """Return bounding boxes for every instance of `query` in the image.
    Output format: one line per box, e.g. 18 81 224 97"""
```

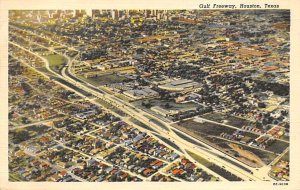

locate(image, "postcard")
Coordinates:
0 0 299 190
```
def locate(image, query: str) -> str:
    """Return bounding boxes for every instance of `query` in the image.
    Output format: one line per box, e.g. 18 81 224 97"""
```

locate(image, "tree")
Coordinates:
258 102 266 108
165 103 171 109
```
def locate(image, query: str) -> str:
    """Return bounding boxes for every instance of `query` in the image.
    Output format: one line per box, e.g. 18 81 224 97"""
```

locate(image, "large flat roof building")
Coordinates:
158 79 201 92
124 88 159 100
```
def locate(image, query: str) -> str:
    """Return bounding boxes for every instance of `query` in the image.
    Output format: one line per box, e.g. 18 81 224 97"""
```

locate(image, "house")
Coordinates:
170 153 179 160
138 167 146 174
59 170 67 177
172 168 184 175
143 169 154 176
50 174 60 181
181 158 189 165
57 161 66 169
105 167 113 174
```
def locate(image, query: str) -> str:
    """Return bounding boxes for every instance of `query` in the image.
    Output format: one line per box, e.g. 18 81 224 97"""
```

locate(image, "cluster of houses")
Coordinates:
65 136 114 156
270 159 289 181
104 146 165 177
71 159 142 182
164 158 215 182
10 151 78 182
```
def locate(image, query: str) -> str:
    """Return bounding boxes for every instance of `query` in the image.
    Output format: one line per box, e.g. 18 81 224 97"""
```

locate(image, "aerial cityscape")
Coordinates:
8 9 290 182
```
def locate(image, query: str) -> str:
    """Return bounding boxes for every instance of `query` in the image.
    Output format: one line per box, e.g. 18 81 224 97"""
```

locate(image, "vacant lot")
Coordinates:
238 144 277 165
229 143 265 168
202 112 254 129
175 119 236 137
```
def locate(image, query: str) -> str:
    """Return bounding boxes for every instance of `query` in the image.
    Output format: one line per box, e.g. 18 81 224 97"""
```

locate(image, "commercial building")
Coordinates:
124 88 159 100
158 79 201 92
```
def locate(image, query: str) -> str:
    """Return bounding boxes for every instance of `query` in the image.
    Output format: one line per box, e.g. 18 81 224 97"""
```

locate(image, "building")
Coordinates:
158 79 201 92
123 88 159 100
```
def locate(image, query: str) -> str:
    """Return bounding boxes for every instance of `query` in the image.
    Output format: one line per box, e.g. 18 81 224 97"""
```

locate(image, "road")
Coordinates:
9 117 64 131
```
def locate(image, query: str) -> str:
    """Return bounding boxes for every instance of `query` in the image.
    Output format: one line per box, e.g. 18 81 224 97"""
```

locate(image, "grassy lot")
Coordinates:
145 99 199 111
205 136 230 147
27 124 50 134
186 150 212 167
133 99 200 113
78 74 130 86
44 54 66 73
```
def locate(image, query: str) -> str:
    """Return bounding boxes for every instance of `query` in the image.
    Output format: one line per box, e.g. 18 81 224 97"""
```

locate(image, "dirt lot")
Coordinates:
229 143 265 168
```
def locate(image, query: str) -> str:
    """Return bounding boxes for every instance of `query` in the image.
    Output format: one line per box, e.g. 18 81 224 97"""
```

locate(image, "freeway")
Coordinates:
54 46 274 181
9 32 273 181
58 51 269 181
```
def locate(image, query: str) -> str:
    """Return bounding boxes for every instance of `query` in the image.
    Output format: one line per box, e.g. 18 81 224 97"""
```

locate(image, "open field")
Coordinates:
138 99 200 111
229 143 265 168
236 144 278 165
43 54 66 73
9 124 51 144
